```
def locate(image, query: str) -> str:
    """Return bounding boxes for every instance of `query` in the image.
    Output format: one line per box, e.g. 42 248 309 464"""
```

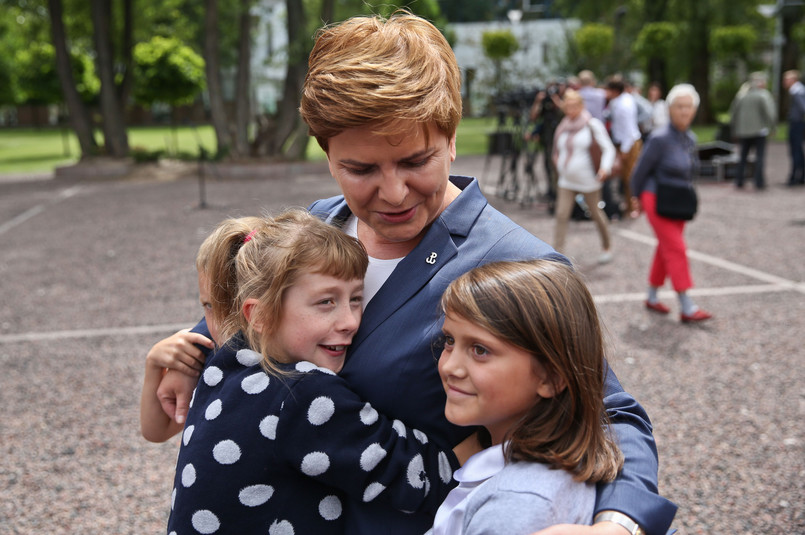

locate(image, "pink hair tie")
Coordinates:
243 229 258 243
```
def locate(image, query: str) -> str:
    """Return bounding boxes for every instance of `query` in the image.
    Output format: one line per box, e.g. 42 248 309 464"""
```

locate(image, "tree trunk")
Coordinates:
117 0 134 106
47 0 96 156
203 0 232 157
91 0 129 157
233 0 252 157
688 2 711 123
251 0 310 159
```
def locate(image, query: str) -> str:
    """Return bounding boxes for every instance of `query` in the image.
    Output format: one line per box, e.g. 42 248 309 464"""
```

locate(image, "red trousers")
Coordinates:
641 191 693 291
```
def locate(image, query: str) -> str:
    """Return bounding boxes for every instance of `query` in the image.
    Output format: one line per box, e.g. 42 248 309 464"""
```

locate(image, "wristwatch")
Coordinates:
594 511 645 535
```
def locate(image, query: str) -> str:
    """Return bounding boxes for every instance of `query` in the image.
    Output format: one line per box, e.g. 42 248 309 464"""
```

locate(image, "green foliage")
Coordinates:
711 75 741 115
133 36 206 107
481 30 519 61
14 42 61 105
575 23 614 63
709 25 756 60
793 22 805 51
633 22 680 59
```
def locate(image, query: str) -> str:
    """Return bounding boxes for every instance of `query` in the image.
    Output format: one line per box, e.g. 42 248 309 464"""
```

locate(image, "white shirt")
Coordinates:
344 215 402 308
608 92 642 153
428 444 506 535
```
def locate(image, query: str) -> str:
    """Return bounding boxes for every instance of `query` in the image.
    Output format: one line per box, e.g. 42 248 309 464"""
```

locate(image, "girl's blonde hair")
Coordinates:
196 216 265 336
300 11 462 151
221 209 368 376
440 260 623 483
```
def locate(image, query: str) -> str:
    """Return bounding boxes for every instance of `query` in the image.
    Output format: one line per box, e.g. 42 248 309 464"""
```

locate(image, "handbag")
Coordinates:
655 181 698 221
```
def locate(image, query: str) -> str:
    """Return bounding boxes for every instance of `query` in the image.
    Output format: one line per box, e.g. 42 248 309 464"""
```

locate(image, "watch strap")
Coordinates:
594 511 645 535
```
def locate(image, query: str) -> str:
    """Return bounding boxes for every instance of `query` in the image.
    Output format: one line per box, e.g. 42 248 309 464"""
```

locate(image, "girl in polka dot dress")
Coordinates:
153 209 464 535
428 260 624 534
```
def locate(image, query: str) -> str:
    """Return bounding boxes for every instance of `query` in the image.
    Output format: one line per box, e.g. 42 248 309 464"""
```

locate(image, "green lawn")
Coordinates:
0 118 788 176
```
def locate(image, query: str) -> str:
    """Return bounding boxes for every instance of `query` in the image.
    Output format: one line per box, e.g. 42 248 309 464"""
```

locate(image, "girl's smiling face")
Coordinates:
264 273 364 373
438 312 556 445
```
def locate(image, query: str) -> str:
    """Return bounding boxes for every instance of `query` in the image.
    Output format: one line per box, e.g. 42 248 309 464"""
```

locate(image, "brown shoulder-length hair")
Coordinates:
440 260 623 483
221 208 368 377
299 11 462 152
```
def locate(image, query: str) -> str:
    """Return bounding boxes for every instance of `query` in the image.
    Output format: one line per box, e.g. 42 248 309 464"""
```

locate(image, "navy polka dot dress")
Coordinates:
167 336 457 534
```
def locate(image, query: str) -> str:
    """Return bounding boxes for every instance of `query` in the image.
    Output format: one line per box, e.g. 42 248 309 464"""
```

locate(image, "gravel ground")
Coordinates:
0 143 802 534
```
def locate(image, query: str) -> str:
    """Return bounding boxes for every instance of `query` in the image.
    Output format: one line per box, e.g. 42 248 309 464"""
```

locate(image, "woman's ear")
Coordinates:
242 298 264 333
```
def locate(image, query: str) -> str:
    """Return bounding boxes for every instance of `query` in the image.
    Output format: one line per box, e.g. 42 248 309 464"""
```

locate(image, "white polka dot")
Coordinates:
407 454 426 489
205 399 222 420
183 425 195 446
359 403 378 425
317 366 336 376
239 484 274 507
181 463 196 487
301 451 330 476
242 372 270 394
203 366 223 387
319 495 342 520
363 482 386 502
295 361 316 372
260 415 279 440
169 532 177 535
236 349 262 367
392 420 407 438
191 509 220 534
438 452 453 483
189 387 196 408
212 440 241 464
269 519 295 535
413 429 428 444
307 397 335 425
360 443 387 472
171 487 176 510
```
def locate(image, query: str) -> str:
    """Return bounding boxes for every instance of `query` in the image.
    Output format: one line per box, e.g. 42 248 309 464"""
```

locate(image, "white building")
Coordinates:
248 2 580 118
450 18 581 116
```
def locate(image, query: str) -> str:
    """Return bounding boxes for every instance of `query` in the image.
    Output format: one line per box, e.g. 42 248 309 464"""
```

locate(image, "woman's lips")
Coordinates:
377 206 417 224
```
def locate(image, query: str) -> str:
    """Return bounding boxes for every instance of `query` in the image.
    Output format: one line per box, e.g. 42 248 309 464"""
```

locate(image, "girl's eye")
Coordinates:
443 335 454 348
471 345 489 357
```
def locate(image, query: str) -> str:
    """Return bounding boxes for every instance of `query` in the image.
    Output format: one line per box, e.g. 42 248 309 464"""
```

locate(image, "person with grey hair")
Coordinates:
729 72 776 190
630 83 713 323
577 70 606 121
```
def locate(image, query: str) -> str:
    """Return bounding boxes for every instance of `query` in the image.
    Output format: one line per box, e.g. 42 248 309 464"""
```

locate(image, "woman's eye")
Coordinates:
346 166 373 176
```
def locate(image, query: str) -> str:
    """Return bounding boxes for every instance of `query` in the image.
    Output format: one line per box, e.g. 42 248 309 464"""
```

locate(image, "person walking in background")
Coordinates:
631 84 712 323
577 70 606 122
647 82 669 131
428 260 623 534
626 80 654 139
729 72 776 190
528 81 565 204
605 77 643 217
552 89 616 264
782 70 805 186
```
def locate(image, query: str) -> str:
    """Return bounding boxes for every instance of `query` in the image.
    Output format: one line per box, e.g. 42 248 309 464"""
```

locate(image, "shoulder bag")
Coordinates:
655 180 698 220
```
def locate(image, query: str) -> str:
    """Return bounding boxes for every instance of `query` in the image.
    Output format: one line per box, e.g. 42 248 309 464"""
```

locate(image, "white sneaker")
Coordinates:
597 251 613 264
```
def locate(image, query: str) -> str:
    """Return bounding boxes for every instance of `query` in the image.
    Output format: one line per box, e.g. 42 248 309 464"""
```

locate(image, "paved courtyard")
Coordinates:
0 142 802 533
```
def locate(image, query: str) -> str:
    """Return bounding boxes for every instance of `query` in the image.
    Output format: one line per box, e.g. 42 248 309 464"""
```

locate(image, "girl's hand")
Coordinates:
157 369 200 425
145 329 213 377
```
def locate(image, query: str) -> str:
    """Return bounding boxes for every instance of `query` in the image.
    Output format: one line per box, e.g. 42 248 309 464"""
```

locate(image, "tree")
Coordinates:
573 23 615 74
203 0 232 157
90 0 129 156
132 36 205 107
633 22 679 93
481 29 519 94
47 0 96 154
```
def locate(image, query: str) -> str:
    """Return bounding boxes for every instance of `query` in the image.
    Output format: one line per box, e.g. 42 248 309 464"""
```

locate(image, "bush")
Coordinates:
130 147 164 163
